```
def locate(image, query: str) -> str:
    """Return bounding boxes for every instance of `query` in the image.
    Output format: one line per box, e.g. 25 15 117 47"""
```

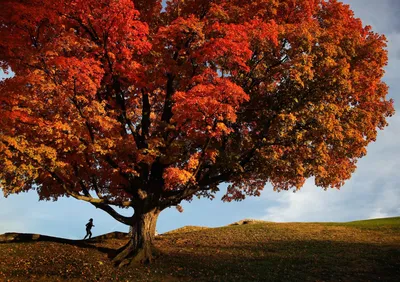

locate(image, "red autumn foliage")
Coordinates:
0 0 394 265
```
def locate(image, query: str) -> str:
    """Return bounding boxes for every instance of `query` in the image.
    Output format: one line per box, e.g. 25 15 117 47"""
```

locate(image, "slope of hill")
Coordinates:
0 217 399 281
341 216 400 229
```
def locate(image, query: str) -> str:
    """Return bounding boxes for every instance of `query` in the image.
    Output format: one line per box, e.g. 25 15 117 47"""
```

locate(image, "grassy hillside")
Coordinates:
340 216 400 229
0 217 399 281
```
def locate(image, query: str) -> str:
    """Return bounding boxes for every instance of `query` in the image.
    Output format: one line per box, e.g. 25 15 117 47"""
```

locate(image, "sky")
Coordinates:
0 0 399 239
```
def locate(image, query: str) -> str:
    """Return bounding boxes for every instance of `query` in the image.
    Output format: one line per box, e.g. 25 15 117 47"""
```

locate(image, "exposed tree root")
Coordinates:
112 238 158 267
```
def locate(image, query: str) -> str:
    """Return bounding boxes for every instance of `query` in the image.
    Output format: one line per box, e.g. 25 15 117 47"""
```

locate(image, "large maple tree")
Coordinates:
0 0 394 266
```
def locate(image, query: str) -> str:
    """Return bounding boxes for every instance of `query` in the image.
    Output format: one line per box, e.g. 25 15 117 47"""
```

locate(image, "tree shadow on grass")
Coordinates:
153 240 400 282
1 232 399 281
0 232 127 257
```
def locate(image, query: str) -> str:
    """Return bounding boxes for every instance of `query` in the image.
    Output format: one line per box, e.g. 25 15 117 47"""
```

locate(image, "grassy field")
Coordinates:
0 217 399 281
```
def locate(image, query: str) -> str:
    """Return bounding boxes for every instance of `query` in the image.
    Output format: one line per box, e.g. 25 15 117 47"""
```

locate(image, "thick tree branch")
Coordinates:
62 186 131 207
141 89 150 138
161 73 175 124
159 116 276 208
57 178 134 225
112 78 146 150
69 95 95 143
66 15 100 44
90 202 133 225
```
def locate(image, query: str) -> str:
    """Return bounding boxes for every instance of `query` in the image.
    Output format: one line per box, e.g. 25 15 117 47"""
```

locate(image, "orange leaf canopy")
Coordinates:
0 0 394 212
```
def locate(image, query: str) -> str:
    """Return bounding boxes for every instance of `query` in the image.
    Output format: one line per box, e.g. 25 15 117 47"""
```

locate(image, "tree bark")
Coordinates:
112 208 160 267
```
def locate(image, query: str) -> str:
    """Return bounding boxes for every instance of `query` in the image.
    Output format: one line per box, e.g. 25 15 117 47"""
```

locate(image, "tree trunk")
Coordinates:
112 208 160 267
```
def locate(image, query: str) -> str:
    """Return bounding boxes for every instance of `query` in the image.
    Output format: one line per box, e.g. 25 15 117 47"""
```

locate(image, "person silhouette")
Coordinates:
84 218 95 239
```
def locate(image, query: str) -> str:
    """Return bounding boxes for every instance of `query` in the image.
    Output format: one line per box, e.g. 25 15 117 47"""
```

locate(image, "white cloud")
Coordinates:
260 171 400 223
